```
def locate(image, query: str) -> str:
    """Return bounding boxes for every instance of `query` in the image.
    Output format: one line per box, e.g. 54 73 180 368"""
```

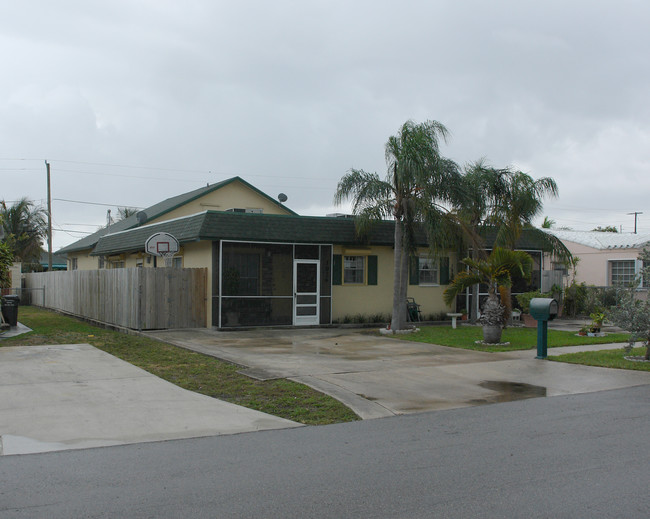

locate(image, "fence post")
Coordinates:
137 269 143 332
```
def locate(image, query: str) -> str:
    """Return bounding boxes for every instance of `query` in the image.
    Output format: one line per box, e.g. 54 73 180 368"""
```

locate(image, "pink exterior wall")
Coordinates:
562 240 641 286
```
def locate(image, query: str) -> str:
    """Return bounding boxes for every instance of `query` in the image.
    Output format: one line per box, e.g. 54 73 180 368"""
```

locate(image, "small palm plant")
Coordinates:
444 248 533 343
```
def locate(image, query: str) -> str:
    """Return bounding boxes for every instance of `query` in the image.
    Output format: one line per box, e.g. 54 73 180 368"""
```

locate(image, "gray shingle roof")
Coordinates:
92 211 557 256
92 212 399 255
57 177 296 254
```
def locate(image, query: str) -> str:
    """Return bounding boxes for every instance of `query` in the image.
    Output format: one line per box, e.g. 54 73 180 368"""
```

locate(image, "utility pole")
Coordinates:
45 160 53 271
627 211 643 234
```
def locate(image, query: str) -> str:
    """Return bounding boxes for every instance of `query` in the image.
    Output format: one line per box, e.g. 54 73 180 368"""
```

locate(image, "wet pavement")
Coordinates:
146 324 650 419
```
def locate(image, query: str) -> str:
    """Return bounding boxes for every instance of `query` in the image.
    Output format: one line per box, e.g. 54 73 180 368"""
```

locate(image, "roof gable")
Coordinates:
57 177 296 254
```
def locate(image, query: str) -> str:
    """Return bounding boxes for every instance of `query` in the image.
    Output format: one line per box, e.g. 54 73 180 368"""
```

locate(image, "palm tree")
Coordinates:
493 170 568 258
335 120 463 332
0 198 47 265
490 170 571 318
541 216 555 229
454 160 511 321
117 207 138 221
443 247 533 343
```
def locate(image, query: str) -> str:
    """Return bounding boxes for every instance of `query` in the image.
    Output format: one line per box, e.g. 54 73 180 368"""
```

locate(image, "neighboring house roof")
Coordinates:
544 229 650 250
39 251 67 268
92 211 557 257
57 177 297 255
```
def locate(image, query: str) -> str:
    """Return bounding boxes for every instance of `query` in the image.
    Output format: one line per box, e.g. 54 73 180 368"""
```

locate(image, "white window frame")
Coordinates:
418 255 439 286
610 259 636 286
343 255 365 285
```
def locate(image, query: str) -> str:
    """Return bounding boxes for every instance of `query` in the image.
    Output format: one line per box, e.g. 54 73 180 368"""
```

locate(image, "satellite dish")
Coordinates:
136 211 148 225
278 193 288 203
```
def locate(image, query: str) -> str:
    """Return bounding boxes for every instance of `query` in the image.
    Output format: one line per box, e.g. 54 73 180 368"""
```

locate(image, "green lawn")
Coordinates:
400 325 631 352
549 347 650 372
0 306 359 425
400 324 650 372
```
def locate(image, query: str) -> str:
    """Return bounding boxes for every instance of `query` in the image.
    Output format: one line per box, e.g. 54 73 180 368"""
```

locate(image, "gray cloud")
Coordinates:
2 0 650 249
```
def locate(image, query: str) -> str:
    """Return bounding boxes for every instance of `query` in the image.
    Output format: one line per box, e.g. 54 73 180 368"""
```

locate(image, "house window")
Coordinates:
611 260 636 286
552 261 568 276
110 261 125 269
418 256 439 285
344 256 365 284
136 259 144 268
172 256 183 268
70 258 78 271
98 256 105 269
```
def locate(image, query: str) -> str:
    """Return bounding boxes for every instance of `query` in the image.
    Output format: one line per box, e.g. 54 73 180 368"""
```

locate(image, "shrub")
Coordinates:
563 282 588 317
515 290 545 313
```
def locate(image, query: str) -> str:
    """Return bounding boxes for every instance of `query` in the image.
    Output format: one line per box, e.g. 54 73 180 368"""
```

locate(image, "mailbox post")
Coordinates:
529 298 559 359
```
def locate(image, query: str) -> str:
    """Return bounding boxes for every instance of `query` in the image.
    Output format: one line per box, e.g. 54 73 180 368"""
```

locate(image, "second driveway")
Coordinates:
147 327 650 419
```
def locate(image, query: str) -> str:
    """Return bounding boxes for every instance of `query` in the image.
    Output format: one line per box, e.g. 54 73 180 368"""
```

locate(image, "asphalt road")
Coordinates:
1 386 649 518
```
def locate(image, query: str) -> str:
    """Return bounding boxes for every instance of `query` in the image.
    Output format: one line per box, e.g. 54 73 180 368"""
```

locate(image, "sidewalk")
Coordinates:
0 343 299 456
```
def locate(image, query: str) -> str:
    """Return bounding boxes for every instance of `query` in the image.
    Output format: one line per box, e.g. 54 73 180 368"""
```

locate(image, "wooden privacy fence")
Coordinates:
24 268 207 330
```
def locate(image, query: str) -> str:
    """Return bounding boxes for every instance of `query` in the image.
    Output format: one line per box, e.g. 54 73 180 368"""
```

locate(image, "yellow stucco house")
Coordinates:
58 177 459 328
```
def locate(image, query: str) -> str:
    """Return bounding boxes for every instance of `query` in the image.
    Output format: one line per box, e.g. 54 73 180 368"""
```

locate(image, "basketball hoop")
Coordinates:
145 232 180 267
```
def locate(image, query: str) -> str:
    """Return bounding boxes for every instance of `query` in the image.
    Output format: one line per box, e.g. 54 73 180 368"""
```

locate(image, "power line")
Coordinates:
53 227 94 235
53 198 144 209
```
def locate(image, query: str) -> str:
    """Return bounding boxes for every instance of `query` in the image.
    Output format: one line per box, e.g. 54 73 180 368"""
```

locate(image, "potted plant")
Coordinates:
515 290 544 328
460 308 468 321
443 248 533 344
589 311 606 333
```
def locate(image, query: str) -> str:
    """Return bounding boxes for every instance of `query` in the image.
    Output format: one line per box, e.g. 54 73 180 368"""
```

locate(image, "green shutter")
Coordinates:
440 257 450 285
333 254 342 285
409 256 419 285
367 255 378 285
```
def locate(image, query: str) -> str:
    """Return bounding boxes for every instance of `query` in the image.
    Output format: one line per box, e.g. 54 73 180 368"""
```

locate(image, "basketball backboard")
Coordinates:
145 232 180 257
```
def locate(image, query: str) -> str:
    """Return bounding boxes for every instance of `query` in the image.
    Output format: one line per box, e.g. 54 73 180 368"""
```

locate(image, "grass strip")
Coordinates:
399 325 630 352
1 306 359 425
548 347 650 372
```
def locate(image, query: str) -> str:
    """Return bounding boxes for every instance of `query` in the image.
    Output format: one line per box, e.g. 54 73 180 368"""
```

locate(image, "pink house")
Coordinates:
545 230 650 288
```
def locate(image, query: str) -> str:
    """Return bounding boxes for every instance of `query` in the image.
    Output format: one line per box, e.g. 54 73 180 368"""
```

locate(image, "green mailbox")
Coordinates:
529 298 558 359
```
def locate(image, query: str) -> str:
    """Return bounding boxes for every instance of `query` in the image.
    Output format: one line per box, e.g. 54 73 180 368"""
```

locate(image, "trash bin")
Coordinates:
1 295 20 327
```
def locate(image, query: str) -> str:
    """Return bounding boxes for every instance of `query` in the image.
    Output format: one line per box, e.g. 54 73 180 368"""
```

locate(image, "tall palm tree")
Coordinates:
454 160 511 320
493 170 568 259
0 198 47 264
491 170 571 318
335 120 463 331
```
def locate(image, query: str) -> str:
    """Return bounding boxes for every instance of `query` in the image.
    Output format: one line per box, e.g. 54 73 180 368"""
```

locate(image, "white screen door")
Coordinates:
294 260 320 325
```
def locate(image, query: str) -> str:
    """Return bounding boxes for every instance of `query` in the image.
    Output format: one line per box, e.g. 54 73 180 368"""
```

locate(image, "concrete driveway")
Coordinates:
0 343 299 456
147 327 650 419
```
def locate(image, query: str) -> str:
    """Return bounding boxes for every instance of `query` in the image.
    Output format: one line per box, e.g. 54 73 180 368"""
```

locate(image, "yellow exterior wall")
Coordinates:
67 250 102 270
149 182 292 224
331 246 455 321
331 245 394 320
180 241 213 326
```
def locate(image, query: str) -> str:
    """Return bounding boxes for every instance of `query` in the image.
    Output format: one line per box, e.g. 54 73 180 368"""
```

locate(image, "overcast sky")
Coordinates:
2 0 650 251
